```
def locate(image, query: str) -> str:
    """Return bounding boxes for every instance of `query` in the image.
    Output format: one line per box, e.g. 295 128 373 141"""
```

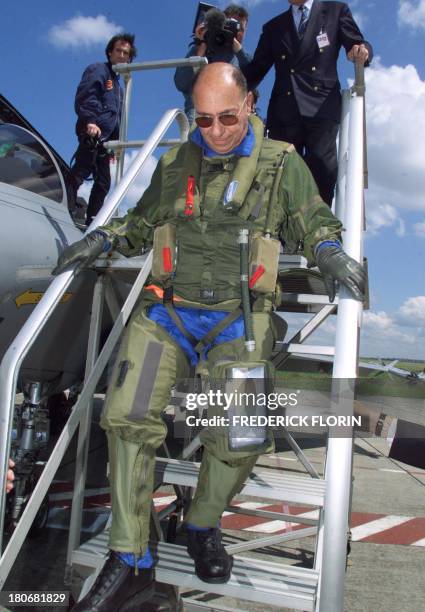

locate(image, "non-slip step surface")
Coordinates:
155 457 326 507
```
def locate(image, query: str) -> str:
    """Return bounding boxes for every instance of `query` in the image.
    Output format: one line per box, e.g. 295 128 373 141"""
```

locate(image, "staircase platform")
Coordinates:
71 532 318 611
277 263 331 314
155 457 325 507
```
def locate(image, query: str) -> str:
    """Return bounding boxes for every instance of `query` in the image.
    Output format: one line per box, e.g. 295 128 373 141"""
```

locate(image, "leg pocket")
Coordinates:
101 306 190 445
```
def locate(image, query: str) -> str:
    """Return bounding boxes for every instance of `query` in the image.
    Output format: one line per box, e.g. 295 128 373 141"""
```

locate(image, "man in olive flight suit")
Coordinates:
53 63 365 611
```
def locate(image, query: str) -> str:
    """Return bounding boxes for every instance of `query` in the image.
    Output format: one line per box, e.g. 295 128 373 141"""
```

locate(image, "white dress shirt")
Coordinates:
292 0 315 30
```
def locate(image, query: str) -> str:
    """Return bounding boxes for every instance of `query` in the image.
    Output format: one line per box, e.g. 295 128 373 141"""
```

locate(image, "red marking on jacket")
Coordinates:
249 265 265 289
184 175 196 216
162 247 173 273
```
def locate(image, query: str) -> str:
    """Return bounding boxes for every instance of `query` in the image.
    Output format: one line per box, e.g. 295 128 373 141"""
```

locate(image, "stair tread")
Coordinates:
155 457 325 506
72 537 318 610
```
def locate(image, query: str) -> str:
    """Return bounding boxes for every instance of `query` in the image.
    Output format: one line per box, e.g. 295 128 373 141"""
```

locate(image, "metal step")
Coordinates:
279 253 308 270
181 600 249 612
72 533 318 611
276 262 333 313
158 542 318 611
155 457 325 507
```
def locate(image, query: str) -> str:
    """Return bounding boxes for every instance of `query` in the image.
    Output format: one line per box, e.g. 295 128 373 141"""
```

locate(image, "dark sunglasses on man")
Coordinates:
195 96 247 128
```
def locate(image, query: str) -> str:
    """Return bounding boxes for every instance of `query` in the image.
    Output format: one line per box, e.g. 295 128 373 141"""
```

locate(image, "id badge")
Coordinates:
316 32 330 49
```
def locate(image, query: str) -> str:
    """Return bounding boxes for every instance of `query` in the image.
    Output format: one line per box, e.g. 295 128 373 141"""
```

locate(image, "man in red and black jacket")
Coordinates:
69 33 137 226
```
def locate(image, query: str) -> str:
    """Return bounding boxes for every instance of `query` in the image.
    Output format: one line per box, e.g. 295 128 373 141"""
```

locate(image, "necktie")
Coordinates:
298 5 309 39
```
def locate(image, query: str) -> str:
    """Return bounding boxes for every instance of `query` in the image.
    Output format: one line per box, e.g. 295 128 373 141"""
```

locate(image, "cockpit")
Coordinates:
0 123 64 203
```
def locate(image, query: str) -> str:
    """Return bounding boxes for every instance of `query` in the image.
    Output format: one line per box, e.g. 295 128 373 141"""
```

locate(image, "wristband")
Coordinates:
92 230 112 253
315 240 342 255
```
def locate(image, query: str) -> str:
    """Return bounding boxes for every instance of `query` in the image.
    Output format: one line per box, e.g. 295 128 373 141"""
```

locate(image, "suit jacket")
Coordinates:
243 1 373 126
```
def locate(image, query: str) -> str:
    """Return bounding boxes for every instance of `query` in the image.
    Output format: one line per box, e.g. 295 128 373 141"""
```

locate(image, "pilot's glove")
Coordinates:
315 242 366 303
52 231 111 275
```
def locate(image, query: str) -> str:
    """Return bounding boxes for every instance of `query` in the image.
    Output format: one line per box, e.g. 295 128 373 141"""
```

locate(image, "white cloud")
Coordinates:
361 311 417 346
413 220 425 236
76 180 91 204
281 306 425 360
359 299 425 357
77 150 158 215
360 310 421 358
279 288 425 358
48 15 123 49
398 0 425 30
352 11 366 29
122 152 158 213
398 296 425 324
363 310 394 331
366 202 406 236
364 60 425 214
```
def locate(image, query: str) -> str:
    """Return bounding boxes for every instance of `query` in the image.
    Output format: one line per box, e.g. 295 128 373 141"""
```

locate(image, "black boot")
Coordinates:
72 551 155 611
187 528 233 584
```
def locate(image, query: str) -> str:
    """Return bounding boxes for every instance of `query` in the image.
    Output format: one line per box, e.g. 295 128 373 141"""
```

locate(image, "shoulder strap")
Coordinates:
222 115 265 210
263 145 294 235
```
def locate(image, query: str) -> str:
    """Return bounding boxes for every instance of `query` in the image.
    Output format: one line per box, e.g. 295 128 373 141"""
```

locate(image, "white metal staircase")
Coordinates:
0 59 368 611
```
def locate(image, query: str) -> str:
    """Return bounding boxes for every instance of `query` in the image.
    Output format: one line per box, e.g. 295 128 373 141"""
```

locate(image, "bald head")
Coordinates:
191 63 253 155
192 63 248 99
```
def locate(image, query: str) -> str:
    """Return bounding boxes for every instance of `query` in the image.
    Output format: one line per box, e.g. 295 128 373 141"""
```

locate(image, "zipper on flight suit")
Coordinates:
130 448 150 575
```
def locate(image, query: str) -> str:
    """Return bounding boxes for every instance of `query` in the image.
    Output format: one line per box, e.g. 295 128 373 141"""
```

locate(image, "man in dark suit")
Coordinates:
243 0 373 206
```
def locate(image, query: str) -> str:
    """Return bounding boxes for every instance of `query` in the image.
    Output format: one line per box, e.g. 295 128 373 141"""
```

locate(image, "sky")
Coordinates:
2 0 425 359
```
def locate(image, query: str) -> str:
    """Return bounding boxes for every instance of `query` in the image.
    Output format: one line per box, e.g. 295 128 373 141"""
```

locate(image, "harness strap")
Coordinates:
194 308 243 353
163 287 198 347
248 183 266 221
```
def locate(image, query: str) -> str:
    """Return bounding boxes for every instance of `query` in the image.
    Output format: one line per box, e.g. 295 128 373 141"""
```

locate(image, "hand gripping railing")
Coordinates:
316 63 367 611
0 108 189 586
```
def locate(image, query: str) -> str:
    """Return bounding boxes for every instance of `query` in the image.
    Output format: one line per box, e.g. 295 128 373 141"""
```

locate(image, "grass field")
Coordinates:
276 369 425 399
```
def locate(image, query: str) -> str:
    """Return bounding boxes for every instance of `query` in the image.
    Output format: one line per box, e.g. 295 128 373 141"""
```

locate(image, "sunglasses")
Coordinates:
195 96 247 128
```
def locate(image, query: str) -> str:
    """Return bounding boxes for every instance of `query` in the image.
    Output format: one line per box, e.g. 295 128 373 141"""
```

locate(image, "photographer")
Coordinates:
68 33 137 227
174 5 251 124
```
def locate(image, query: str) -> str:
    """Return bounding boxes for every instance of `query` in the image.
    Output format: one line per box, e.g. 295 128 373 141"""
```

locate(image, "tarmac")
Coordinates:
2 397 425 612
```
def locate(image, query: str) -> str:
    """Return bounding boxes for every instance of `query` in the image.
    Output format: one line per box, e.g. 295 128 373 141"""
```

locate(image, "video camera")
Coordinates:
201 8 242 55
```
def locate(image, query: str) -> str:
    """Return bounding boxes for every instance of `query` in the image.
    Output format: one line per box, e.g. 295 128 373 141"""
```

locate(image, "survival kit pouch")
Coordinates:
249 233 281 293
209 359 275 451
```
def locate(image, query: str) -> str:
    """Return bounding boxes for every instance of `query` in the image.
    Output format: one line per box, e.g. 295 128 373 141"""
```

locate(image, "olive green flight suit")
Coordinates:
99 115 342 556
